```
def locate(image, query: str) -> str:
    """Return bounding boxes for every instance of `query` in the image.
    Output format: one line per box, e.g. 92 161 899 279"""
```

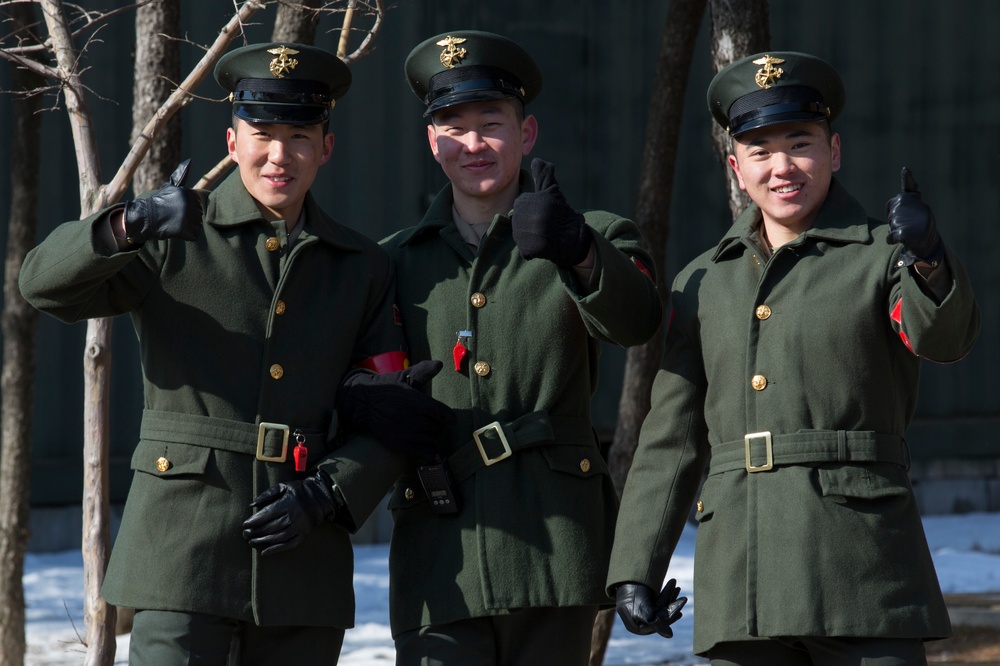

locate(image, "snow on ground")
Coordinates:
23 512 1000 665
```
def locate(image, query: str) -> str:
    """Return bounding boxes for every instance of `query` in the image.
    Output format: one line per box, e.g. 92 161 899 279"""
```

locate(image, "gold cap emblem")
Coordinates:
268 45 300 78
437 36 467 69
753 55 785 89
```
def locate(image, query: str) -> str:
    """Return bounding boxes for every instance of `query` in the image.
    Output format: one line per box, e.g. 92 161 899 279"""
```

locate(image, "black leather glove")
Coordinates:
242 469 339 556
511 158 592 266
122 159 202 246
886 167 943 266
615 580 687 638
337 359 456 461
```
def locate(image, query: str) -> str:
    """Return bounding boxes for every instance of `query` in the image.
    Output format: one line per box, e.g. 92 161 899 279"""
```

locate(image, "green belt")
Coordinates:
708 429 908 477
140 409 327 463
446 411 595 482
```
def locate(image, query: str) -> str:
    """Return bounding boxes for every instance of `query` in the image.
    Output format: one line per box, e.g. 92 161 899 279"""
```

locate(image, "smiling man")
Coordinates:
379 30 666 666
19 42 452 666
608 51 981 665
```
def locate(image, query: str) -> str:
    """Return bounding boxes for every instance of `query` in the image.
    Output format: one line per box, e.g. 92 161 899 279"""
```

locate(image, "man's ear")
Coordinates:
727 154 747 191
521 114 538 156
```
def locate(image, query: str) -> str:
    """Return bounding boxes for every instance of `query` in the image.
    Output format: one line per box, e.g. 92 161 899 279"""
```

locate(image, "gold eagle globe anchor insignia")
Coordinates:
268 45 300 78
437 36 468 69
753 55 785 89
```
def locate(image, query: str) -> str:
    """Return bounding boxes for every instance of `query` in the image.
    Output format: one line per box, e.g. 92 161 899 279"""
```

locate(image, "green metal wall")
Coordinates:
0 0 996 504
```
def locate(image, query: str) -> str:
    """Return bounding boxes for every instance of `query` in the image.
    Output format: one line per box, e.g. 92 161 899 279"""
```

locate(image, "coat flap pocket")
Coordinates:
817 464 909 500
131 440 211 476
541 445 608 478
387 476 425 510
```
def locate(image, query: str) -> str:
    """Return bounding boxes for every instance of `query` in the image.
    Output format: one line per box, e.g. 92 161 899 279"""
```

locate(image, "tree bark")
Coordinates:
0 5 44 664
272 0 322 44
708 0 771 220
591 1 707 663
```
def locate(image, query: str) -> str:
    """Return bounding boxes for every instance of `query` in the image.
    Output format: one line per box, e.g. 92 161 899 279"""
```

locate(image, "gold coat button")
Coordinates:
471 292 487 308
404 487 415 501
474 361 491 377
755 304 772 320
580 458 591 473
751 374 767 391
156 457 171 472
270 364 284 379
275 300 286 315
697 500 704 513
265 236 281 252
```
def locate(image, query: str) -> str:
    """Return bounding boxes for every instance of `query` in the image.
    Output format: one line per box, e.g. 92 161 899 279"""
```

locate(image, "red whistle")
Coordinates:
293 430 308 472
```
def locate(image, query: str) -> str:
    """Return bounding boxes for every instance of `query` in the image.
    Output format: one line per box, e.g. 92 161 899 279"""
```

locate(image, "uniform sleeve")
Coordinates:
348 251 408 368
887 243 980 362
564 211 662 347
606 280 710 593
318 432 408 533
19 207 163 323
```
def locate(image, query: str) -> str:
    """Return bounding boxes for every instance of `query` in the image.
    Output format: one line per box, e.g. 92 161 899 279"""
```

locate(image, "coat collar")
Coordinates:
712 178 871 262
207 169 363 251
396 170 534 248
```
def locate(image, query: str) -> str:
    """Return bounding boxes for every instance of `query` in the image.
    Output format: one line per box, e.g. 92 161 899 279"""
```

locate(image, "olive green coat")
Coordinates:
19 170 407 628
607 179 981 654
380 173 662 637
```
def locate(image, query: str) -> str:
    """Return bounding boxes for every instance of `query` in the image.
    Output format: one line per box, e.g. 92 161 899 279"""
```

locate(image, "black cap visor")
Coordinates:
233 102 329 126
730 101 829 136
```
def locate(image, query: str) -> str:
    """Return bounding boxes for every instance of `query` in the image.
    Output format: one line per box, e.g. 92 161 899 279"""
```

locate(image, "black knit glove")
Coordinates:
242 469 339 556
122 159 202 246
886 167 943 266
615 580 687 638
511 158 592 266
337 360 455 461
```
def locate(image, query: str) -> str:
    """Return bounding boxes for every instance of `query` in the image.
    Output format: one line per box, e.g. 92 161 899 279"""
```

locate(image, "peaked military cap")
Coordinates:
214 42 351 125
405 30 543 116
707 51 845 136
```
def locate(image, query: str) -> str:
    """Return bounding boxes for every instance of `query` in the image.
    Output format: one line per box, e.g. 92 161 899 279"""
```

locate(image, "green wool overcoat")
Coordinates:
380 172 662 637
607 179 981 654
19 170 407 628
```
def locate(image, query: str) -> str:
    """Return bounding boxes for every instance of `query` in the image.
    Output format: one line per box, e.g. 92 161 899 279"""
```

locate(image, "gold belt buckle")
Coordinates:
257 422 290 463
744 431 773 472
473 421 512 466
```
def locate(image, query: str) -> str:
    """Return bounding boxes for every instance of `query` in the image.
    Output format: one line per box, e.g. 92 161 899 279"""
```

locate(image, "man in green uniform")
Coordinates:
608 51 981 664
380 30 669 665
19 42 451 666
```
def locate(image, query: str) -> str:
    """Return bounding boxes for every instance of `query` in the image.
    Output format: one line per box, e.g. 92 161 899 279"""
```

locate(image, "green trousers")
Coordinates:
394 606 598 666
706 636 928 666
129 609 345 666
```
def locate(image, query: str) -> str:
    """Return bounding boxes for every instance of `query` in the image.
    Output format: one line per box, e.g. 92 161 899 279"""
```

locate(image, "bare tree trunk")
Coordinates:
591 1 707 663
272 0 322 44
37 1 116 663
0 5 44 664
708 0 770 220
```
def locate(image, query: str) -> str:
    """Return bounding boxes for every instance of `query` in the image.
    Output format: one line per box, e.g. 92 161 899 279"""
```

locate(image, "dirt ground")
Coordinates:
926 626 1000 664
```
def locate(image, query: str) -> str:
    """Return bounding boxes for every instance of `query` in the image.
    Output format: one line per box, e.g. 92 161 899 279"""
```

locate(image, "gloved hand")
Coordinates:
122 159 202 246
615 580 687 638
886 167 943 266
242 469 339 556
511 158 592 266
337 359 456 461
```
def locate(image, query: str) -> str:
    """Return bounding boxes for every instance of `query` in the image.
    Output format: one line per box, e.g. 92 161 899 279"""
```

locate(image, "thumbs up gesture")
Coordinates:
122 159 203 246
886 167 943 266
511 158 592 266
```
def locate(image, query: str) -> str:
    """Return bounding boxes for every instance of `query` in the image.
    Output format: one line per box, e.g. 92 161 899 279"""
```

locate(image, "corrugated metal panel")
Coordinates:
0 0 996 504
